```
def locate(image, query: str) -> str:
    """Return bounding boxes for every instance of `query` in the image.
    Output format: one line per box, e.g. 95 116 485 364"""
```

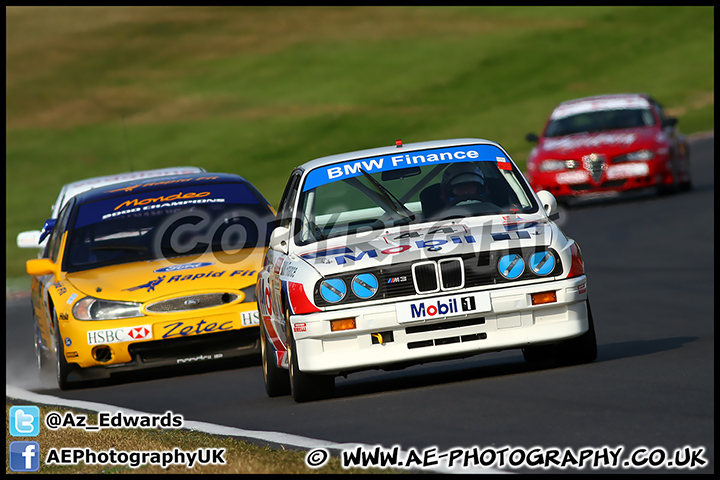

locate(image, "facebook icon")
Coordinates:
9 441 41 472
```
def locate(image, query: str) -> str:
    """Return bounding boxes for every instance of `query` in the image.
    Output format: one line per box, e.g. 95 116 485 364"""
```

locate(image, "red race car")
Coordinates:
525 93 691 203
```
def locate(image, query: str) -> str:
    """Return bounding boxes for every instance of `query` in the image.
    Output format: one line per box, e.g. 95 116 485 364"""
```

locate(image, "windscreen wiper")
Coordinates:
359 169 415 223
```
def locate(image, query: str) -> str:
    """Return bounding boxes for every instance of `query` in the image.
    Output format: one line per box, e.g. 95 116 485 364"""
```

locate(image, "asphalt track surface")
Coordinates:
6 135 714 473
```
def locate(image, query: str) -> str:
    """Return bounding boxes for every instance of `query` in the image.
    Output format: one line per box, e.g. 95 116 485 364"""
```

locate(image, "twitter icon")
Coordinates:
9 406 41 437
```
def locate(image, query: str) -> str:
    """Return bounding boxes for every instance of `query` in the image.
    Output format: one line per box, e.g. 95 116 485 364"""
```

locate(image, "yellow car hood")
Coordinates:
65 249 266 303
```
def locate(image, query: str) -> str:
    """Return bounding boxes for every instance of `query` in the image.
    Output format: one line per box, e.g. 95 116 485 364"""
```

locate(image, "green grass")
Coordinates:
5 6 714 279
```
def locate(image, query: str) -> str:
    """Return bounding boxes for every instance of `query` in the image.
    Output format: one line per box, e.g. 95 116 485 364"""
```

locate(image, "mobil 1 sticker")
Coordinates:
395 291 491 324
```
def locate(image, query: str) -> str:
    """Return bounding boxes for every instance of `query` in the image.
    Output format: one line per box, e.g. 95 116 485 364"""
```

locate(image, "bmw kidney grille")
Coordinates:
412 258 464 294
439 258 464 289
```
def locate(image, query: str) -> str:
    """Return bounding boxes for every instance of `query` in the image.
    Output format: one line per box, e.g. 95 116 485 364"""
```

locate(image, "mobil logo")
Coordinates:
396 291 491 324
410 297 460 319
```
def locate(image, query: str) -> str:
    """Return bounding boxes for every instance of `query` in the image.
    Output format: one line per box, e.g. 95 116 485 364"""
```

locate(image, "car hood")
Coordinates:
537 127 661 157
295 214 555 276
64 249 266 303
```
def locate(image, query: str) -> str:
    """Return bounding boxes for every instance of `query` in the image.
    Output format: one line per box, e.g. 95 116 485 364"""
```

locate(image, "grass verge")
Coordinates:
5 402 400 474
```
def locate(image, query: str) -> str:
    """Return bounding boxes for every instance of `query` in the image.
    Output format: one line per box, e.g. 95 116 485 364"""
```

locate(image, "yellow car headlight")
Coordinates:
72 297 144 321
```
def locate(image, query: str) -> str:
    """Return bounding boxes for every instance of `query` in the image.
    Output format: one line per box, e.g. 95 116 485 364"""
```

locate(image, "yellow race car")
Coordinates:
26 172 275 389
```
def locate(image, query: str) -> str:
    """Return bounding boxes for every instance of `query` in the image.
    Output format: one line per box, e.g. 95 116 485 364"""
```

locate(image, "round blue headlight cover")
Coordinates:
498 253 525 279
352 273 378 299
529 251 555 276
320 278 346 303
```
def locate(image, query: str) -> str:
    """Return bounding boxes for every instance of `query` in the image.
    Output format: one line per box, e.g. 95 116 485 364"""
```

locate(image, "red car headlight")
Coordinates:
614 149 656 163
538 160 567 172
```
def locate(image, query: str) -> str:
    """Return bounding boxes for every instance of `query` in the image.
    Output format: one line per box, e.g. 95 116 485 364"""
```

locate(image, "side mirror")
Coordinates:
525 133 539 143
662 117 678 128
536 190 559 220
17 230 43 249
26 258 58 278
269 226 290 255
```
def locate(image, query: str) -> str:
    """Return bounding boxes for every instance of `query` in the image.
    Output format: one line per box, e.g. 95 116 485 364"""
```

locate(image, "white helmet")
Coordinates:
441 162 486 204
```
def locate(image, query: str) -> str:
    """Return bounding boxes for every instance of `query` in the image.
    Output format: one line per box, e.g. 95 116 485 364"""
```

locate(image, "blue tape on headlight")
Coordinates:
320 278 346 303
529 251 555 276
498 254 525 279
352 273 378 299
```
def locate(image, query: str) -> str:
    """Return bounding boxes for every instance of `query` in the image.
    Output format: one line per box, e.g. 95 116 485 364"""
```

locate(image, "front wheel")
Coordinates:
34 319 54 384
679 145 693 192
555 300 598 365
53 311 78 390
287 319 334 403
523 300 597 366
260 319 290 397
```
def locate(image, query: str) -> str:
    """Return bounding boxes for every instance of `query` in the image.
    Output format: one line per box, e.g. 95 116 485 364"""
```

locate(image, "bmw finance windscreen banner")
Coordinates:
302 144 514 191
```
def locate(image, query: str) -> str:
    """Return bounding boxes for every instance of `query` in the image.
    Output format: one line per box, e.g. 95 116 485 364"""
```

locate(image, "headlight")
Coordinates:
498 253 525 280
538 160 567 172
496 249 560 281
351 273 378 299
319 278 347 303
529 251 556 276
72 297 144 321
614 149 655 162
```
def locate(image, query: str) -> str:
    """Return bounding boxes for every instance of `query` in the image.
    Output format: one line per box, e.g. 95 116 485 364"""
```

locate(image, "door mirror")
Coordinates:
536 190 559 220
662 117 678 128
26 258 57 277
269 226 290 254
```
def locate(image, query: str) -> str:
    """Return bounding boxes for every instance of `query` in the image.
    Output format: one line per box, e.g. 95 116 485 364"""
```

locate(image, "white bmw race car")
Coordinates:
257 138 596 402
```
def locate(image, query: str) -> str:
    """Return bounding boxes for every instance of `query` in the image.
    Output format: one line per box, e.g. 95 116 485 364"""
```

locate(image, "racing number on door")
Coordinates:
264 285 273 316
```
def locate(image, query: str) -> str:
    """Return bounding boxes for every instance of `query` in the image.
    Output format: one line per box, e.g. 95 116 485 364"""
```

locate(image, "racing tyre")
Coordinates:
679 176 693 192
53 311 79 390
34 319 54 384
287 320 334 403
555 300 597 365
678 143 692 192
679 152 693 192
522 300 597 366
260 319 290 397
657 163 680 196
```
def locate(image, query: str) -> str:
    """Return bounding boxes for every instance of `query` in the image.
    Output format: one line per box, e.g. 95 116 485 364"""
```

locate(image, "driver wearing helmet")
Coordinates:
440 162 488 206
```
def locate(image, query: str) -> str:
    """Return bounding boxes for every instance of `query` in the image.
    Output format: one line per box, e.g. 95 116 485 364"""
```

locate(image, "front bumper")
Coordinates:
290 276 588 375
530 158 671 199
58 305 260 373
65 328 260 382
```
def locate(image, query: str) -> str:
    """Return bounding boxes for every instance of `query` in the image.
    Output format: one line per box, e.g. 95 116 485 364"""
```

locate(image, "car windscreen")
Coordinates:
63 183 274 272
295 144 538 246
544 107 655 138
